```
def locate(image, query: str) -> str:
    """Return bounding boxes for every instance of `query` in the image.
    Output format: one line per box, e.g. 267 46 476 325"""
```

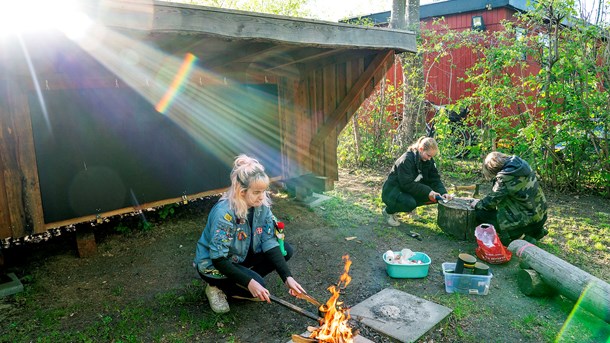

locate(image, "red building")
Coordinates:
354 0 537 112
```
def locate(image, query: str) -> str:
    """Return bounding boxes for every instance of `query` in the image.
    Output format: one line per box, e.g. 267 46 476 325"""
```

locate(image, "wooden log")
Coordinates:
508 240 610 323
517 269 557 297
436 197 477 241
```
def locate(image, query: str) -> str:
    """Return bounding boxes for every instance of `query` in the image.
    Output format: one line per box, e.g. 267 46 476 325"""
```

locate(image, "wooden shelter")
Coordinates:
0 0 416 249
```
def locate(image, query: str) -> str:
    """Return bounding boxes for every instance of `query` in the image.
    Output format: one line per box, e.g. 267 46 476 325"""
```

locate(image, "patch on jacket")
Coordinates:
224 213 233 222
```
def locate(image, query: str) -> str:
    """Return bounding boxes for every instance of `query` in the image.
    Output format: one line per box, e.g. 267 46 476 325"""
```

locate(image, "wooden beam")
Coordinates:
203 44 294 70
0 79 45 238
265 49 345 72
310 50 394 152
43 176 280 231
299 50 377 78
0 83 13 238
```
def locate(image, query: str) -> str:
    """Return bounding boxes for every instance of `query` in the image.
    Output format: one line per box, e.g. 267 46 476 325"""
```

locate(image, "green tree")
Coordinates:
179 0 311 17
448 0 609 194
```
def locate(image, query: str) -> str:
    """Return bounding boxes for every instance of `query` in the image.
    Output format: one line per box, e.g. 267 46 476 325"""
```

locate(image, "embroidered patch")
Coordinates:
224 213 233 222
256 227 263 235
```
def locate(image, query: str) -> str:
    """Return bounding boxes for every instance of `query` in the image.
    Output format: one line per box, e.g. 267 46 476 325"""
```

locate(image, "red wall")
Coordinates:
375 7 541 114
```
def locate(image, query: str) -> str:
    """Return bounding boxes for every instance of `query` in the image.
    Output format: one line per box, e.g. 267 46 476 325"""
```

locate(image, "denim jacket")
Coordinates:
194 199 278 277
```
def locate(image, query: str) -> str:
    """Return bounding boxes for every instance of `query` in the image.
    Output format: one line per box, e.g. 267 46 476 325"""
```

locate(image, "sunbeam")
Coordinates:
66 16 287 173
6 0 295 196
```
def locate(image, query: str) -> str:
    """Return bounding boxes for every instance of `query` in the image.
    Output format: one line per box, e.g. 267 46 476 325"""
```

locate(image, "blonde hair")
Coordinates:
408 136 438 154
221 154 271 218
482 151 509 180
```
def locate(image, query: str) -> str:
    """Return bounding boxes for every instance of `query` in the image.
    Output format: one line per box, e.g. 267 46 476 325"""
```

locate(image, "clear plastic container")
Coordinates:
442 262 493 295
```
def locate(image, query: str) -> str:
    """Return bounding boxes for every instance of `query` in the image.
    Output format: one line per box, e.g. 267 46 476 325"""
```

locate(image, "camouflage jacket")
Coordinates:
475 156 547 232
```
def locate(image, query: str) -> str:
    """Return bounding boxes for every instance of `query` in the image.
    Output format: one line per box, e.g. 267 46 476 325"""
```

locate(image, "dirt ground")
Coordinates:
1 167 609 342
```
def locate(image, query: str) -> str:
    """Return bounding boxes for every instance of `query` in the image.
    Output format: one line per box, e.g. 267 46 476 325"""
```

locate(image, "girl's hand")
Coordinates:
285 277 307 296
429 191 440 202
247 279 270 303
470 199 480 208
442 193 454 201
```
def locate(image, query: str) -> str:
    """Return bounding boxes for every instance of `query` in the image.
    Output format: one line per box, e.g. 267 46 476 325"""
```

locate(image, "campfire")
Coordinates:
293 255 355 343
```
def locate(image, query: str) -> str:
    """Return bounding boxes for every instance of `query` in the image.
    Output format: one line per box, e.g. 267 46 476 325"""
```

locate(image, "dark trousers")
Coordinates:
198 242 294 298
475 209 547 245
385 192 433 214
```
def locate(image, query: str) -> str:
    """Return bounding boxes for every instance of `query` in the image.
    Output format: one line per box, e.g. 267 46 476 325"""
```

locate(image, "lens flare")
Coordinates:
155 53 198 113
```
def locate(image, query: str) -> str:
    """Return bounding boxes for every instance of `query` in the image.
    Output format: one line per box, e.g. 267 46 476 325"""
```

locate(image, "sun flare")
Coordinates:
0 0 91 38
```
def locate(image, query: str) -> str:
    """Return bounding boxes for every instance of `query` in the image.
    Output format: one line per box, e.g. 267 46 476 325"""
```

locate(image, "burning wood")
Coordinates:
308 255 354 343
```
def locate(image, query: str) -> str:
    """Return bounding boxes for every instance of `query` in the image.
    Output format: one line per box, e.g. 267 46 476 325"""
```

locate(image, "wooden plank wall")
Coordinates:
282 51 395 190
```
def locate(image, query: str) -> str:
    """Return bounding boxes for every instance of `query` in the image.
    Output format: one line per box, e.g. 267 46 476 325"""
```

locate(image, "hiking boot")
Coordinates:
383 208 400 227
532 228 549 240
205 284 230 314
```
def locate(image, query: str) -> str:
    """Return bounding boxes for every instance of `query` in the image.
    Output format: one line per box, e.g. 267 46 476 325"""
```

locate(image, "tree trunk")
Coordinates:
389 0 406 30
352 115 361 165
392 0 423 146
436 198 477 241
406 0 420 32
508 240 610 323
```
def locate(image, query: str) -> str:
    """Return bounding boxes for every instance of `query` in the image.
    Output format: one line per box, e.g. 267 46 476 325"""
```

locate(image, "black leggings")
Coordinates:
385 192 433 214
198 242 293 298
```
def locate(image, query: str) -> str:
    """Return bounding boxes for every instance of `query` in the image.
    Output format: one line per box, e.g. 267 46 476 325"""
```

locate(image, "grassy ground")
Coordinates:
1 162 608 342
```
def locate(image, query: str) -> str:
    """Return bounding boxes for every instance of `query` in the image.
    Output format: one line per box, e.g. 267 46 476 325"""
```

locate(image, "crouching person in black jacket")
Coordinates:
381 137 453 226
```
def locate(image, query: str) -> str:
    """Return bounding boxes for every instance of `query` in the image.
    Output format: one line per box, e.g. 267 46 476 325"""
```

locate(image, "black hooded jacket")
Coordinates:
381 150 447 207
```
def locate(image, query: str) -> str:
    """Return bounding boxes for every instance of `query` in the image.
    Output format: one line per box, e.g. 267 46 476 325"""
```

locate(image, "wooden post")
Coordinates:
76 229 97 258
508 240 610 323
436 197 477 241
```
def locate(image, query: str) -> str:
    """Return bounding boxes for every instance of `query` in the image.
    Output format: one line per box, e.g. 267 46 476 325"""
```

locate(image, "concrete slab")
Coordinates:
302 192 332 208
0 273 24 297
349 288 452 343
288 332 374 343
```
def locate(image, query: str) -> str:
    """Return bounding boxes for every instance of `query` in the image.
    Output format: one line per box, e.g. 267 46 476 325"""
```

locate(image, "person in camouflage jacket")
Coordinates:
471 152 548 245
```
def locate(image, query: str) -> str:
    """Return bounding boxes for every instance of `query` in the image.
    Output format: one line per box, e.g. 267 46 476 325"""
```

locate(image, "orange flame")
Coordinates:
310 255 354 343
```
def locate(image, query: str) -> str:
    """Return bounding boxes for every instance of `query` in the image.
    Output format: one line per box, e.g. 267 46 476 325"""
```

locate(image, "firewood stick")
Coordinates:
269 293 323 322
236 284 322 322
295 291 323 307
291 334 317 343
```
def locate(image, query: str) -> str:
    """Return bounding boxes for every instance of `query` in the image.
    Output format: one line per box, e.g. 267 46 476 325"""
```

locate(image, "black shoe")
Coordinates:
532 228 548 240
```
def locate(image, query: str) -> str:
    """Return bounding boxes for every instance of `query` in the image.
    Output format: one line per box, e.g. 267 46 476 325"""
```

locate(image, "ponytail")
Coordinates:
408 136 438 153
